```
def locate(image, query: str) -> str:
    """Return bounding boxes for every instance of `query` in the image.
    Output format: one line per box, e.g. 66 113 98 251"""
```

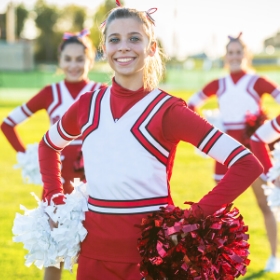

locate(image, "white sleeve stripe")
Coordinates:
43 134 61 152
251 134 260 142
228 149 250 167
198 127 218 151
272 118 280 132
22 104 33 116
58 120 80 139
5 106 30 125
271 88 280 99
3 118 15 126
254 119 280 144
47 122 72 149
207 133 242 164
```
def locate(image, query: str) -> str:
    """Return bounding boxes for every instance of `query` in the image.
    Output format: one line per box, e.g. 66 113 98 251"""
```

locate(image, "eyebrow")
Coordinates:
108 32 143 37
64 54 84 58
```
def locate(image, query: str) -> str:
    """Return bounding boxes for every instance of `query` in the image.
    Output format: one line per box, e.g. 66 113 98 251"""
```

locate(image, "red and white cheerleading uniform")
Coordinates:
39 79 262 279
188 70 280 181
1 79 102 194
250 115 280 178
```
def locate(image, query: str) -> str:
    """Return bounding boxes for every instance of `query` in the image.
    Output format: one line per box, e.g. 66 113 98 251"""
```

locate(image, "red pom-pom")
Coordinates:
136 203 250 279
244 109 267 147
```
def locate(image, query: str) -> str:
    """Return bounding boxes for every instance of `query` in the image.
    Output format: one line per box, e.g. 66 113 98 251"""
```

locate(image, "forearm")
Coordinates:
196 154 263 216
1 122 25 152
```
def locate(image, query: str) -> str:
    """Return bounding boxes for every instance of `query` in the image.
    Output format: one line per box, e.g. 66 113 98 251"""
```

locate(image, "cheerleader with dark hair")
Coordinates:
1 29 104 280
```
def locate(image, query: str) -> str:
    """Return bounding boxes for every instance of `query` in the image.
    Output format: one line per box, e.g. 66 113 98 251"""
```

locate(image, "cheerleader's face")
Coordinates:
59 43 91 82
225 41 246 72
103 17 156 90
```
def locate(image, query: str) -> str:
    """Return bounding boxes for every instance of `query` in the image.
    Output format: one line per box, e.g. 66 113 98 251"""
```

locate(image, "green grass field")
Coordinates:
1 68 280 279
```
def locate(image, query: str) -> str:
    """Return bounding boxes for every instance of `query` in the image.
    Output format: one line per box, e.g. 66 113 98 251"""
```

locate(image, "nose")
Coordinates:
118 40 130 52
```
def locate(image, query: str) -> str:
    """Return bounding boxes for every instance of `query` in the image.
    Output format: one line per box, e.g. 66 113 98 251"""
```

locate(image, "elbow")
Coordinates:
252 154 264 176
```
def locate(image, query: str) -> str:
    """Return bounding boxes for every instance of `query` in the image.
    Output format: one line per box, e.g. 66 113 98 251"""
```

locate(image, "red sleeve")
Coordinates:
0 86 53 153
249 114 280 175
250 140 272 175
194 154 262 216
254 76 278 96
202 79 219 97
39 100 81 204
163 101 263 216
25 85 54 112
1 122 25 152
187 79 219 112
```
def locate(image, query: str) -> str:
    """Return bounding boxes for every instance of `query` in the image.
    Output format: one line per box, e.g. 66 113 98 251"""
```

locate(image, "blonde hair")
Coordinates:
100 7 165 91
225 36 253 71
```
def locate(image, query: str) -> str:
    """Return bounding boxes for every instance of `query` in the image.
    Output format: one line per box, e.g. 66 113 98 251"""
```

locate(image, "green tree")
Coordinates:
59 4 87 33
90 0 123 51
16 4 29 38
34 0 60 63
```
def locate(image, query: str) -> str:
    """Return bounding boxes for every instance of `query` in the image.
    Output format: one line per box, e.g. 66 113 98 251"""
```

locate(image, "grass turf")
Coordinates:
1 82 280 279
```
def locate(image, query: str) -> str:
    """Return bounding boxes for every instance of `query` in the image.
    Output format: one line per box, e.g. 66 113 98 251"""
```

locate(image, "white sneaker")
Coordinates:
264 256 280 273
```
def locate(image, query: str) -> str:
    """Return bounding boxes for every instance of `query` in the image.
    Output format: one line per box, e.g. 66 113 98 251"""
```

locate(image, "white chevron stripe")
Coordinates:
47 83 59 114
81 88 104 133
139 94 171 157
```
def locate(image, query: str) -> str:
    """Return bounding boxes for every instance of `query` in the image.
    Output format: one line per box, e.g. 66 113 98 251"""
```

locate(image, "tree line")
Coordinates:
2 0 117 63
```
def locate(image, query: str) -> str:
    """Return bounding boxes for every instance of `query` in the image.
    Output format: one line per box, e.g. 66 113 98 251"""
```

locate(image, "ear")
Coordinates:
102 44 107 59
149 41 157 57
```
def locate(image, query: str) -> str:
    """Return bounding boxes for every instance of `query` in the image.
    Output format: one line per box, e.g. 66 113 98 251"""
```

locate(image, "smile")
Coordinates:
116 58 134 62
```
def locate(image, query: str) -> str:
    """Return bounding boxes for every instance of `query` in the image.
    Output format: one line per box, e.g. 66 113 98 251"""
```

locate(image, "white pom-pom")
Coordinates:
12 179 88 271
267 142 280 182
263 143 280 220
14 143 42 185
262 183 280 221
202 109 225 132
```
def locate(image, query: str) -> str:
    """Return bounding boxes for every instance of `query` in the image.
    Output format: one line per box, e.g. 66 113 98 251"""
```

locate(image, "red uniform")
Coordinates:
1 79 102 194
251 115 280 177
39 79 263 279
188 70 280 180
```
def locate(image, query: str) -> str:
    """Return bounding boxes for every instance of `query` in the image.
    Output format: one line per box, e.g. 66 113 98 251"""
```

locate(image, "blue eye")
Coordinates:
109 38 119 43
130 36 140 42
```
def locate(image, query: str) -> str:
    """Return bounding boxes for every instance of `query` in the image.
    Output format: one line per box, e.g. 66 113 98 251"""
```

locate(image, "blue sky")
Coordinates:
1 0 280 58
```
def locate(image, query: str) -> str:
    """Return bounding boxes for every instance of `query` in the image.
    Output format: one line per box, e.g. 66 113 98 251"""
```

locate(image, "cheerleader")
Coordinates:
1 29 103 280
38 4 262 280
187 33 280 272
250 115 280 272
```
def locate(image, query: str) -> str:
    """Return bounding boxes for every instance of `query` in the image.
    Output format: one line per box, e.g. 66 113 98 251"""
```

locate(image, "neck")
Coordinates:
114 73 144 91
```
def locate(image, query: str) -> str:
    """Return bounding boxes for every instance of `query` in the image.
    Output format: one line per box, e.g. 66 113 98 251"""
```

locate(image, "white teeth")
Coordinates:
117 58 132 62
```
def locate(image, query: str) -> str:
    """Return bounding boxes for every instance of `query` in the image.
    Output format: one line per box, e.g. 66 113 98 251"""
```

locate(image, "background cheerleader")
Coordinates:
1 29 103 280
187 33 280 272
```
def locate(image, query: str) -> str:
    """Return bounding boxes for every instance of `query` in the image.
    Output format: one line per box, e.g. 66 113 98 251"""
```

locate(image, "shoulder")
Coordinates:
79 86 108 102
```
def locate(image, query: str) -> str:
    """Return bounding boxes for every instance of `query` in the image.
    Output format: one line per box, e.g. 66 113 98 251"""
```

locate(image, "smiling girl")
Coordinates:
1 29 103 280
187 33 280 272
38 7 262 280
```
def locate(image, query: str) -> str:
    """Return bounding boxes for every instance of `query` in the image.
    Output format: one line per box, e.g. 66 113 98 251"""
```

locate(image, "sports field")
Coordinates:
1 66 280 279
